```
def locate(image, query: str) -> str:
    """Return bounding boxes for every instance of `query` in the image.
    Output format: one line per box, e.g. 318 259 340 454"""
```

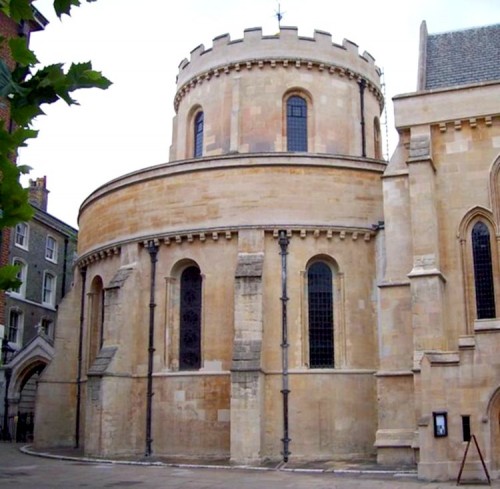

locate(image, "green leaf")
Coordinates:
0 59 28 98
11 127 37 148
0 156 34 227
0 264 22 292
53 0 81 18
66 61 112 90
3 0 34 22
9 37 38 66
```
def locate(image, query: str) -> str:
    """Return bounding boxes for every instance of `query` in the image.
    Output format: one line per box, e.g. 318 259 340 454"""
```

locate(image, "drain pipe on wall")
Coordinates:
278 230 291 463
358 78 366 158
145 240 158 457
75 266 87 448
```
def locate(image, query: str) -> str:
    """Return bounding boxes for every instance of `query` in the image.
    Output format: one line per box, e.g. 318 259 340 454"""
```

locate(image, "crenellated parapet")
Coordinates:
174 26 383 112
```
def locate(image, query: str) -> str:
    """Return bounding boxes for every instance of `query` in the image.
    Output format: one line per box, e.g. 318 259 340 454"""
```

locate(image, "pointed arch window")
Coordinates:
472 221 496 319
194 111 204 158
287 95 307 152
179 266 202 370
308 261 334 368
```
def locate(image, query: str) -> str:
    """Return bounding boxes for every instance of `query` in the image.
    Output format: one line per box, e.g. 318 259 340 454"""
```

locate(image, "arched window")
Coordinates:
193 111 204 158
308 261 334 368
374 116 382 159
88 276 105 368
472 221 496 319
179 266 202 370
287 95 307 152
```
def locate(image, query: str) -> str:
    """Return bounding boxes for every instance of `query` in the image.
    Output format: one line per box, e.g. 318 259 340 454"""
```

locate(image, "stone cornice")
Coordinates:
76 224 379 269
174 56 384 112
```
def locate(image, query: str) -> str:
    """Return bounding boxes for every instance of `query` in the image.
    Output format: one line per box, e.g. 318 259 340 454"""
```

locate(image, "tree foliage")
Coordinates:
0 0 111 290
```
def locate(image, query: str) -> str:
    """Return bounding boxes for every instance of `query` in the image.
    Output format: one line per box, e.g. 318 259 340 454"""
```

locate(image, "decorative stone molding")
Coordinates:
78 245 120 269
174 56 383 112
272 227 374 241
436 116 495 133
77 224 378 269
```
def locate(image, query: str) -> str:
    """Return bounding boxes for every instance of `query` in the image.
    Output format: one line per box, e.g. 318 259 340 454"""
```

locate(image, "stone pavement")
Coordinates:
0 442 497 488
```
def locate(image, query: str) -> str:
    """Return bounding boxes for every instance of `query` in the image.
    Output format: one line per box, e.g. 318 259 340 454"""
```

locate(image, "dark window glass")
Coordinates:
308 262 334 368
9 310 21 343
287 96 307 152
472 221 496 319
462 415 471 442
179 266 202 370
194 112 204 158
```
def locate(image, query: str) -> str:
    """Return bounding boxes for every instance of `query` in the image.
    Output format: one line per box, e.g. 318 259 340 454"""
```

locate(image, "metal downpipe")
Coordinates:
278 230 291 462
359 79 366 158
75 266 87 448
145 240 158 457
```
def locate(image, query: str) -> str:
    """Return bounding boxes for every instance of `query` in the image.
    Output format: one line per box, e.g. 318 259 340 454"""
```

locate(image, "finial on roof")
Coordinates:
275 2 285 29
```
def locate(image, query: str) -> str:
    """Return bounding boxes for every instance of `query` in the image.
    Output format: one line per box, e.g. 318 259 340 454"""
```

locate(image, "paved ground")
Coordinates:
0 442 497 488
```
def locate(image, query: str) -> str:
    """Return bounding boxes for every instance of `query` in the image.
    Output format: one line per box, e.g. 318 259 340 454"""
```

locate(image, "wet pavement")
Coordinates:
0 442 497 488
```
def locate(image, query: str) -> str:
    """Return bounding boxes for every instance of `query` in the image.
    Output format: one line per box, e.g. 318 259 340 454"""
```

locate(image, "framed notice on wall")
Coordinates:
433 412 448 438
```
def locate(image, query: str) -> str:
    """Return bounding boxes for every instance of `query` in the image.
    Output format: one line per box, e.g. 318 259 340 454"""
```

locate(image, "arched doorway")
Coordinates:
11 361 47 442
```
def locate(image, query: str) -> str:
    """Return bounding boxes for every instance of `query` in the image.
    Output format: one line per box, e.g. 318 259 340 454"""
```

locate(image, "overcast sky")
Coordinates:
19 0 500 228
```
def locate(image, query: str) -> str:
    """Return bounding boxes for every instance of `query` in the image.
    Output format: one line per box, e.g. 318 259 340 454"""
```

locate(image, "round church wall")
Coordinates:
71 27 385 462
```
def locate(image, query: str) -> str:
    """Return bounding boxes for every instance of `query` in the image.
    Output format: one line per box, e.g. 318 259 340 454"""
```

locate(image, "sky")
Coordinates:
17 0 500 228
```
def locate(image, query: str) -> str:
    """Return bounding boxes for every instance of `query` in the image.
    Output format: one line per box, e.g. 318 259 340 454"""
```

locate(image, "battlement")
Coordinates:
177 26 381 88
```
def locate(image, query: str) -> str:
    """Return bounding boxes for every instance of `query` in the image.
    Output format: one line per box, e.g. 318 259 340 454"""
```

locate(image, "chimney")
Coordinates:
28 176 49 211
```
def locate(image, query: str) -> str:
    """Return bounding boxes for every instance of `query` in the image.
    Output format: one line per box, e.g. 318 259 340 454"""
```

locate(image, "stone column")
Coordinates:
230 230 265 464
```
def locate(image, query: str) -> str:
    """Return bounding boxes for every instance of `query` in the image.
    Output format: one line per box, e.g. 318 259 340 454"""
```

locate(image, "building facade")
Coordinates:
0 6 47 335
1 177 77 440
0 5 48 442
34 23 500 481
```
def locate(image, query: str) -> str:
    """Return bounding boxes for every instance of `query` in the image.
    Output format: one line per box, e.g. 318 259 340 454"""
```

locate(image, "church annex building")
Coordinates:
34 22 500 481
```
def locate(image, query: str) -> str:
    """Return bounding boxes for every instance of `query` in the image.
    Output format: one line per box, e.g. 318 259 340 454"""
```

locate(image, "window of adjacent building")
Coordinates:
8 309 23 344
472 221 496 319
45 236 58 263
287 95 308 152
11 258 27 297
15 222 29 249
179 266 202 370
308 261 334 368
42 272 56 307
193 111 204 158
41 318 53 338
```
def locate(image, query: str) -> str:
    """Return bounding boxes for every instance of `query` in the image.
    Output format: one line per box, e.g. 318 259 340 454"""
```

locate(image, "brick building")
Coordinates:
1 177 77 440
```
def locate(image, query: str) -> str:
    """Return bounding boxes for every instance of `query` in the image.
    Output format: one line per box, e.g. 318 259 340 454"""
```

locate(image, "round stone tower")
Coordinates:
36 27 386 464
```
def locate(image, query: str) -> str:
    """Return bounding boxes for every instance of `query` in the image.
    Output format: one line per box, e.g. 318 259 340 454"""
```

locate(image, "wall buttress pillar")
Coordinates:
230 230 265 463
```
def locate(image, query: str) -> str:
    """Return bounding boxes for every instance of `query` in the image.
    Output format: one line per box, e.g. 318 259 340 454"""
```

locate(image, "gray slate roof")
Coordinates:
425 24 500 90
